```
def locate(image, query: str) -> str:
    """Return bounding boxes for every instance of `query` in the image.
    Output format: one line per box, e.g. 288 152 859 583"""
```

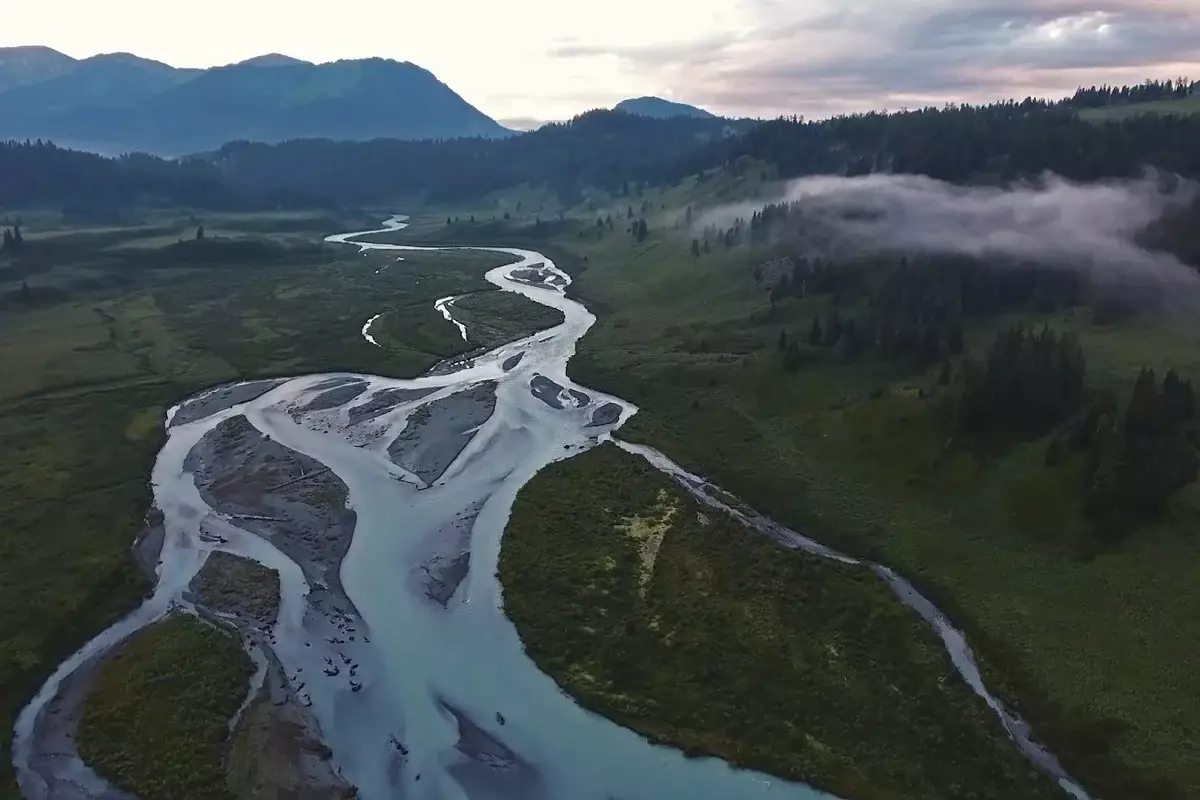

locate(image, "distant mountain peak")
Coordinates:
84 52 184 70
236 53 312 67
0 45 78 92
614 96 716 120
0 45 71 57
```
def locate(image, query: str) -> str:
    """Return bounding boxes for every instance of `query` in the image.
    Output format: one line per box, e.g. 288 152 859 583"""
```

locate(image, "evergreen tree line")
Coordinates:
956 326 1086 436
951 325 1198 542
1 224 24 251
1055 368 1198 544
761 253 1089 369
1063 79 1194 109
678 100 1200 187
5 81 1200 214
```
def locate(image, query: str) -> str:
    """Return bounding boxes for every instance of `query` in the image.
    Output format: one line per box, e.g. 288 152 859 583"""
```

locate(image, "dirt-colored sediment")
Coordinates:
185 414 356 596
227 658 357 800
387 381 498 485
587 402 623 427
348 387 437 425
529 374 565 409
297 381 370 415
172 380 288 427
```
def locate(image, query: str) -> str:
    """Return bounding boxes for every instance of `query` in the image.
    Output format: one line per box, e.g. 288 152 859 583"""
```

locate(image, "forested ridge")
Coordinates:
682 101 1200 184
4 80 1200 213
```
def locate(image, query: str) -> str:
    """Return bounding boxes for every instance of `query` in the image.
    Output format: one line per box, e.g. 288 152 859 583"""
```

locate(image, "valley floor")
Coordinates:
557 224 1200 799
417 175 1200 799
0 212 549 799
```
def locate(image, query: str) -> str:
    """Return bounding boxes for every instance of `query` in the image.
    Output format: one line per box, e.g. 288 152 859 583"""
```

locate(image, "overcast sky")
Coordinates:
4 0 1198 128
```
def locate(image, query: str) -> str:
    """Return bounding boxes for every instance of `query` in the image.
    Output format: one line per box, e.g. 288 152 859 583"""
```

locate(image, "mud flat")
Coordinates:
227 655 357 800
298 380 370 415
130 507 166 580
171 379 288 427
587 402 624 428
348 387 437 426
529 374 566 409
509 267 556 288
185 414 356 597
413 500 485 607
22 645 136 800
386 381 498 485
440 699 541 798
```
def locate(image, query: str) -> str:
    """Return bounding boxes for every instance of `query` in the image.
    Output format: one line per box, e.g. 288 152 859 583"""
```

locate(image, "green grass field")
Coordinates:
1079 95 1200 121
78 614 254 800
0 212 559 798
502 444 1061 799
445 175 1200 799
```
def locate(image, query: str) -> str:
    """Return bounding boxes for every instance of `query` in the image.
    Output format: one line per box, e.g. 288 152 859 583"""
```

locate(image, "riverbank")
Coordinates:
76 614 255 800
500 443 1064 799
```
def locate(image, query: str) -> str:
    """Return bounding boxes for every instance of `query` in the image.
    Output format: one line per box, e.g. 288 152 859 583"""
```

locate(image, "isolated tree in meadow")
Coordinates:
195 225 205 240
13 224 22 245
635 219 648 242
1 229 12 250
691 239 701 258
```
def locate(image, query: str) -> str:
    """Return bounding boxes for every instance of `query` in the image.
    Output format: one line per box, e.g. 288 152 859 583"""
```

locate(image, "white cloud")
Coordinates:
2 0 1197 121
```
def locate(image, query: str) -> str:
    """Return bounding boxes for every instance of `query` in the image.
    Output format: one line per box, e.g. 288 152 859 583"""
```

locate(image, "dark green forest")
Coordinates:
5 84 1200 214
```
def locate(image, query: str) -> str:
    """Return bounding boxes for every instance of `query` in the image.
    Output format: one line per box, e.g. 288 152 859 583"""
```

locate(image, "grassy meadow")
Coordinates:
77 614 253 800
1079 95 1200 121
502 443 1062 799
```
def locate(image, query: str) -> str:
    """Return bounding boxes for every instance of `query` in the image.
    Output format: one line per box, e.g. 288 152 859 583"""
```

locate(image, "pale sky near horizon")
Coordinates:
5 0 1199 128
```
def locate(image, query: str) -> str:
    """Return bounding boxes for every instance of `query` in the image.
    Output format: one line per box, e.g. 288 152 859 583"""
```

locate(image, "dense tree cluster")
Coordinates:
6 83 1200 215
761 252 1088 369
1064 79 1194 109
956 326 1086 436
212 111 740 206
1056 369 1200 543
681 101 1200 186
0 140 237 212
1 224 23 251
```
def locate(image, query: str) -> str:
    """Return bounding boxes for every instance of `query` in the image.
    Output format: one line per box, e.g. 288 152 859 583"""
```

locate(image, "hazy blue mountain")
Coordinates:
0 53 197 113
0 49 511 155
614 96 716 119
234 54 312 67
0 46 77 92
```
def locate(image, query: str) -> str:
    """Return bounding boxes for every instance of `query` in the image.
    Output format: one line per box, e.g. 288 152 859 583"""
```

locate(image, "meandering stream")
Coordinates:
13 216 1089 800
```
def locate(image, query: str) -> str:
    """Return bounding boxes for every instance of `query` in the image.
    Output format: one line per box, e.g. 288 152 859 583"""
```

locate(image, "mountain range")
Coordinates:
0 47 722 156
0 46 511 155
613 96 715 119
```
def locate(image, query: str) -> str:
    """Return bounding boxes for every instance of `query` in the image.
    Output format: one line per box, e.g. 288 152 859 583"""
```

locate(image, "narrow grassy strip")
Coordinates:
500 443 1062 800
78 614 253 800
